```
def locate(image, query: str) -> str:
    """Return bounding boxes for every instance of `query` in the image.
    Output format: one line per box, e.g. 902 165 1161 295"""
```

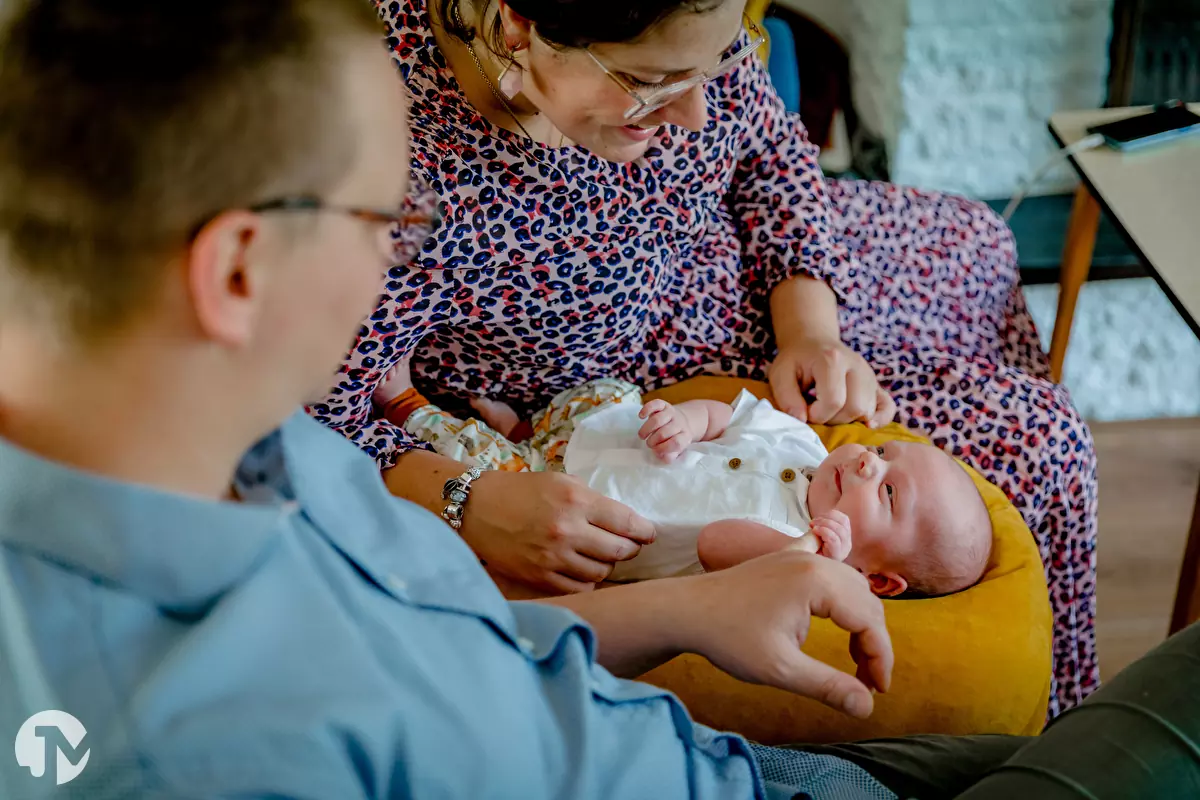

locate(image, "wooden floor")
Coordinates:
1094 417 1200 678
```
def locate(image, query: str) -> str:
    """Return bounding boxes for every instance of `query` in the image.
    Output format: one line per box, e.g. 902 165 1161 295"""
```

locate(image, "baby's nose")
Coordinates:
857 451 880 476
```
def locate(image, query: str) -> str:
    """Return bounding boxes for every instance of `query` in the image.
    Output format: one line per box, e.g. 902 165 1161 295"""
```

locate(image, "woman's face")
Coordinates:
514 0 748 162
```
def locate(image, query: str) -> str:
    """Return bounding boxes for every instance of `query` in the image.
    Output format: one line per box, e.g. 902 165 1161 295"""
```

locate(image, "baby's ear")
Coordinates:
867 572 907 598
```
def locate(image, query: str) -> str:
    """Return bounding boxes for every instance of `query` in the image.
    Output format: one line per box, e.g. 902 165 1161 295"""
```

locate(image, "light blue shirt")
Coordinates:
0 412 893 799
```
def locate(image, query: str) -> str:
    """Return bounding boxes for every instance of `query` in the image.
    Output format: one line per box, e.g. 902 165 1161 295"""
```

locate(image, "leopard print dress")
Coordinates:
312 0 1099 715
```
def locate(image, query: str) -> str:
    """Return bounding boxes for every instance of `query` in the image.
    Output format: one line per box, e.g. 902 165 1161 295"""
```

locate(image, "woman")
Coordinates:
310 0 1097 714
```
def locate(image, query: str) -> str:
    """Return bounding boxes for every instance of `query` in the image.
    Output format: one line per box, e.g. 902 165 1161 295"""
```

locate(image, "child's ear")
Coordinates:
867 571 907 598
187 209 265 347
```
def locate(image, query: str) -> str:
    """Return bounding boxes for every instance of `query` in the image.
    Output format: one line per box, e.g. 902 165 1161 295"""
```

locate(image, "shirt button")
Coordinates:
728 458 743 470
780 469 797 483
386 574 407 593
517 637 536 655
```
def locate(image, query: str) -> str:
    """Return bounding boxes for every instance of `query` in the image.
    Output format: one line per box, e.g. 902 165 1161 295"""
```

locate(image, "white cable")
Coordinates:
1002 133 1107 221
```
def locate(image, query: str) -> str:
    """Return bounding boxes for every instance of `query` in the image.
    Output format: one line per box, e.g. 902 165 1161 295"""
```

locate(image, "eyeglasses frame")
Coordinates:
584 15 767 121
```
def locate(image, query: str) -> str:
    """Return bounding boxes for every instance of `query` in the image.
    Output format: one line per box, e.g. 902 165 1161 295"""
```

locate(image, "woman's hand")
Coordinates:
463 470 657 594
768 338 896 427
767 277 895 427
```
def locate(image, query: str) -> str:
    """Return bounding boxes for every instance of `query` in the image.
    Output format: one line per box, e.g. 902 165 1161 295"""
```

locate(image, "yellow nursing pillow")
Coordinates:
639 377 1052 743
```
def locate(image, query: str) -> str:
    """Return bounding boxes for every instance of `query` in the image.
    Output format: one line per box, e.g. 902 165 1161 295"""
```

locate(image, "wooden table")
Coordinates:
1048 106 1200 635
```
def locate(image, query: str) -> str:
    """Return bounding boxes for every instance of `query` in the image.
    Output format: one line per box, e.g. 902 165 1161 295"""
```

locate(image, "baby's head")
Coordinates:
808 441 992 597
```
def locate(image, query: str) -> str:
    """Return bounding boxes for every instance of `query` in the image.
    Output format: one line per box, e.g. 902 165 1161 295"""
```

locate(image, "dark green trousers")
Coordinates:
793 621 1200 799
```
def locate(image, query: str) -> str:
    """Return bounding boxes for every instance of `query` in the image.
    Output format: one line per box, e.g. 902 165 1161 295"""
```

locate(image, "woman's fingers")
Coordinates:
806 352 849 424
769 358 810 421
542 570 600 595
585 496 657 545
771 343 891 427
834 366 876 424
556 551 618 584
571 525 646 566
869 387 898 429
794 346 889 427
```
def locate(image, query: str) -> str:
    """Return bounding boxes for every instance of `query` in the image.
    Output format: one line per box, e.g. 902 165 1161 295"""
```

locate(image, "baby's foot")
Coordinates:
470 397 521 438
373 358 414 408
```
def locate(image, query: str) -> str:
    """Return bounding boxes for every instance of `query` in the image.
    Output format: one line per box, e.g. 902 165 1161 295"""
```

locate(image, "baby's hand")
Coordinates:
638 400 696 463
809 511 852 562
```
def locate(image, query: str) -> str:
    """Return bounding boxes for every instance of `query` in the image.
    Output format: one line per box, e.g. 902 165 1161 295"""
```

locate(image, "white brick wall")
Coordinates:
845 0 909 148
779 0 1115 199
778 1 1195 423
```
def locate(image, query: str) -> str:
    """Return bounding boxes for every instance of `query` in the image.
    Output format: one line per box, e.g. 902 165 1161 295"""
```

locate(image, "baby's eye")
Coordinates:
875 445 886 457
885 483 895 508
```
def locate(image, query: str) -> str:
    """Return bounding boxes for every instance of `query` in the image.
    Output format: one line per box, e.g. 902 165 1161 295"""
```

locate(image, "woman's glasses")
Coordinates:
586 16 766 122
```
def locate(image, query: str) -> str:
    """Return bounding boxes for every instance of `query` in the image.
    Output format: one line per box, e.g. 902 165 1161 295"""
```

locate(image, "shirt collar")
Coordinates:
0 414 311 613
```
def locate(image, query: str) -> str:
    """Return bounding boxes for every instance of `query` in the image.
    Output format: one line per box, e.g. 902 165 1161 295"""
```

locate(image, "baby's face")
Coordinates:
808 441 976 581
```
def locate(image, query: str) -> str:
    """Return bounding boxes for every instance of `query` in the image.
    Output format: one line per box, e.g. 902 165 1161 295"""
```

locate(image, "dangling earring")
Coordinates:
498 42 527 99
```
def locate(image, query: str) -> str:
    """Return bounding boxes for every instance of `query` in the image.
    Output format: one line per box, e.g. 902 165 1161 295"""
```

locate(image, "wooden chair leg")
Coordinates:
1170 477 1200 635
1048 185 1102 383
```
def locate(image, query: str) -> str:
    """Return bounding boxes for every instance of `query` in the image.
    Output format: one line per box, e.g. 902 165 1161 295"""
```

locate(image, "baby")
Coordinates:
376 365 992 597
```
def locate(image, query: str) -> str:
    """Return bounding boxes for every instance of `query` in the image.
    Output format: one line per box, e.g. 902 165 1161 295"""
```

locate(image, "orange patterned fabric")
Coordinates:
380 389 431 428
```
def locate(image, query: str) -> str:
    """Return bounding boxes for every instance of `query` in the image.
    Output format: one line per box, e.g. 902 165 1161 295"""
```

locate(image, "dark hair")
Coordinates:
440 0 727 62
0 0 381 337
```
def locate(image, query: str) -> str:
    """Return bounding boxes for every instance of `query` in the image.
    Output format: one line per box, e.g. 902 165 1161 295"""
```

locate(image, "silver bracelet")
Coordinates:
441 467 483 531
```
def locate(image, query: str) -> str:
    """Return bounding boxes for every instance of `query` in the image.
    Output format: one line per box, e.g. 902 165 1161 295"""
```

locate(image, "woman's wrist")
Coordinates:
770 275 842 350
440 466 484 530
383 450 479 520
457 467 501 537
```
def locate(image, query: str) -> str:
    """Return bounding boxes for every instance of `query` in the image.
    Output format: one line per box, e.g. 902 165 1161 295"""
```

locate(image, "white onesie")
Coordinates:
564 390 830 581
